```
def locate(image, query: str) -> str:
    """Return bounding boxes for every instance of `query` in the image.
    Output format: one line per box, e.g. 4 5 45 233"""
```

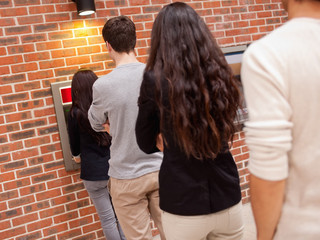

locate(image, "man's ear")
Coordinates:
106 42 113 52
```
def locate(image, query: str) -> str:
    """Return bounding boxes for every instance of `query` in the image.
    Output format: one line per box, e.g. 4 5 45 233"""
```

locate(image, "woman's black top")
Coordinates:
67 107 110 181
135 71 242 216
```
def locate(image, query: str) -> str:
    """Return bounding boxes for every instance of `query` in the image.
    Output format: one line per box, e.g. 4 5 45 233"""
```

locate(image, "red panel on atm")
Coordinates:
60 87 72 104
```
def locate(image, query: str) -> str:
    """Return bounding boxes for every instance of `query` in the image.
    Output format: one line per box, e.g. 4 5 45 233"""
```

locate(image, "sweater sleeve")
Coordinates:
88 82 107 132
241 42 293 181
135 71 161 154
67 109 81 157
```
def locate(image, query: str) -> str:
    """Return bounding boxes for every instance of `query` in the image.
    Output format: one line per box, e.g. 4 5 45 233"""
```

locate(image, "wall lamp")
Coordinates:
72 0 96 16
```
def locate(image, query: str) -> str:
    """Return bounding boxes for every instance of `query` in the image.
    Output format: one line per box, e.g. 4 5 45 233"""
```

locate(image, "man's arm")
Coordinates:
88 82 108 132
250 174 285 240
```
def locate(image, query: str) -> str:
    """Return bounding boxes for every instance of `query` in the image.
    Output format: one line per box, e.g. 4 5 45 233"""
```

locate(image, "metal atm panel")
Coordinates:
51 81 80 171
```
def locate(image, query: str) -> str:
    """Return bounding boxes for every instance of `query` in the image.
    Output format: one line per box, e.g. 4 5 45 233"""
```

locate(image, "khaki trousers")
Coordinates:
109 171 166 240
162 202 244 240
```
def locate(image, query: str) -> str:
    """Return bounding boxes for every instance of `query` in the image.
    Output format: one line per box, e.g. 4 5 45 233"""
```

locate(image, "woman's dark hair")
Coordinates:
102 15 136 53
146 2 241 159
70 69 111 147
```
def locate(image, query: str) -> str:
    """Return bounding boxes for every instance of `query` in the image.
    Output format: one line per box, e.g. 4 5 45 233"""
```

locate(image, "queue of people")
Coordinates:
67 1 320 239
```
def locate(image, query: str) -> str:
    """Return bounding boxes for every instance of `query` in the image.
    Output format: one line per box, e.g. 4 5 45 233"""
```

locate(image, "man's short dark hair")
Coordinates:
102 16 136 53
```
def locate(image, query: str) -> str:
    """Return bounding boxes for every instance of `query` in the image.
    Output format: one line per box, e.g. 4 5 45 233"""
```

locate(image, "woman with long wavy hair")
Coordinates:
135 2 244 239
67 69 126 240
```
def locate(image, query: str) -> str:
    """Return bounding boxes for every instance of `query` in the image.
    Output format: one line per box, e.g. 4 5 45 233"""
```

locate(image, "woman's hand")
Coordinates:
73 156 81 163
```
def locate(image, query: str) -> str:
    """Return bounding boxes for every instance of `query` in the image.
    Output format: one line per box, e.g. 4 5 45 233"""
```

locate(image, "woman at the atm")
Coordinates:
67 69 126 240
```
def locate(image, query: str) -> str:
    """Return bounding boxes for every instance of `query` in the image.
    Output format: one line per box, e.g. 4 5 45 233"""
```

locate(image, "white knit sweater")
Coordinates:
241 18 320 239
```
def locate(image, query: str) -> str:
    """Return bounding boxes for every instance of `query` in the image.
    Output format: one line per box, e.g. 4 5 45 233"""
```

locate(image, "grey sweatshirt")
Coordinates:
88 62 162 179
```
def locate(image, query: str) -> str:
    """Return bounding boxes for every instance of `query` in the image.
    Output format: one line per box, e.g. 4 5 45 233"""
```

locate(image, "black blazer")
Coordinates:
135 71 242 216
67 107 110 181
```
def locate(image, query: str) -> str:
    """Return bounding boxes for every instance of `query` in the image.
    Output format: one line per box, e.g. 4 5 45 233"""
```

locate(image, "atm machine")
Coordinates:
51 45 248 171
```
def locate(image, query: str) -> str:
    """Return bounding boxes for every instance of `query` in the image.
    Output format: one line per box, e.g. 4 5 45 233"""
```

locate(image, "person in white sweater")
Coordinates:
241 0 320 239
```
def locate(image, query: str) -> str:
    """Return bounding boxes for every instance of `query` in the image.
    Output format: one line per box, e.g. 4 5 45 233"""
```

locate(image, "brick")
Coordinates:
63 38 87 48
136 30 151 39
39 205 65 219
12 212 38 227
0 154 12 164
24 200 50 213
27 218 53 232
18 100 45 111
1 160 26 173
32 172 57 183
74 28 98 38
14 0 40 5
0 7 27 17
0 36 19 46
133 14 153 22
79 62 104 72
25 136 51 148
0 0 12 7
12 148 39 161
1 226 26 239
11 62 38 73
54 66 78 77
42 223 68 237
28 154 54 166
0 55 23 65
0 190 19 201
0 103 16 114
0 135 8 144
69 215 93 229
5 25 32 35
66 198 90 211
0 141 23 152
16 166 42 178
17 15 43 25
241 12 257 20
24 51 50 62
36 188 61 201
50 193 76 206
36 41 62 51
79 205 96 217
0 18 15 27
34 107 55 118
0 66 9 75
55 2 75 12
57 228 82 240
0 122 19 134
38 125 59 136
19 182 46 196
14 81 41 92
2 92 29 104
248 5 264 11
62 182 84 194
51 48 76 58
96 8 119 17
8 44 35 55
266 18 280 24
8 195 35 208
48 30 73 40
0 46 6 56
0 208 22 221
45 13 70 22
83 221 102 233
120 7 141 15
88 36 104 45
21 33 47 43
77 45 101 55
29 5 55 14
16 231 42 240
0 74 26 85
233 21 249 28
44 160 64 172
0 220 11 231
40 142 61 154
39 59 65 69
217 37 234 45
66 56 90 66
91 53 110 62
54 210 79 224
59 20 84 30
3 177 30 190
28 69 54 81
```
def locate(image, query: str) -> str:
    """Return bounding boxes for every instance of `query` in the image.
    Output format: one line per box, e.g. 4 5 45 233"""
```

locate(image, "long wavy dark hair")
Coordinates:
146 2 241 159
70 69 111 147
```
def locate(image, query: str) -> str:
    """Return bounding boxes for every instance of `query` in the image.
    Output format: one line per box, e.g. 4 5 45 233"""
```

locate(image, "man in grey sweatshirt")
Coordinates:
88 16 165 240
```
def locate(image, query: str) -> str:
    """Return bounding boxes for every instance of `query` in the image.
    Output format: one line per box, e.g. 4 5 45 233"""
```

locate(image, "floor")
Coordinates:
152 203 257 240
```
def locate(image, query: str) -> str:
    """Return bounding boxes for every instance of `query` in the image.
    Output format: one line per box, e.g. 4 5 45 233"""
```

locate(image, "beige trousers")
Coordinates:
109 171 166 240
162 201 244 240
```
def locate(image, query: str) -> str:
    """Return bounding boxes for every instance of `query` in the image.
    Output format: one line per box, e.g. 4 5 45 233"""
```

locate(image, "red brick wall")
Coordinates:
0 0 287 239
